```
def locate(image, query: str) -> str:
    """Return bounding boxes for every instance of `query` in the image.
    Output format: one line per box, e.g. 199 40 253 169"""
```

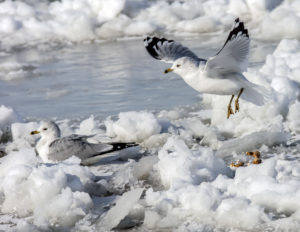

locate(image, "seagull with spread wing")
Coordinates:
144 18 268 118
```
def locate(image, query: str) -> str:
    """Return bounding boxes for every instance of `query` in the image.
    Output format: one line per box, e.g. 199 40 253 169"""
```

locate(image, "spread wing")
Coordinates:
144 36 204 63
205 18 250 76
47 135 113 161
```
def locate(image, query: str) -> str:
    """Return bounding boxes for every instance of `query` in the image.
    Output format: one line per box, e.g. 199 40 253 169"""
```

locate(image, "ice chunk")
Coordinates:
179 118 219 149
176 16 217 33
97 188 144 230
217 130 288 157
11 121 39 142
125 21 157 36
260 5 300 41
0 148 94 228
287 101 300 133
0 105 21 142
227 158 300 221
157 137 232 189
142 133 170 149
75 115 104 136
0 0 299 51
260 39 300 84
132 155 158 180
143 210 161 229
216 198 267 230
105 111 161 142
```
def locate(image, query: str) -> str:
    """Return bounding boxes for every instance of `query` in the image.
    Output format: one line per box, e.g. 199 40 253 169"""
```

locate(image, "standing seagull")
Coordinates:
30 121 136 163
144 18 268 118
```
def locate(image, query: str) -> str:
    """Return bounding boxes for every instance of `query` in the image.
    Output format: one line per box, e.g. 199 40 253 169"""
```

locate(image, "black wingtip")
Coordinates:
245 29 249 38
231 18 249 39
110 142 138 151
216 18 249 55
144 36 174 60
143 36 150 42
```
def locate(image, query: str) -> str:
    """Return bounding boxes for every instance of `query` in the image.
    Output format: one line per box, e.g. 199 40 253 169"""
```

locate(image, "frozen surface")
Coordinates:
97 188 143 230
0 0 299 51
0 39 215 119
1 1 300 230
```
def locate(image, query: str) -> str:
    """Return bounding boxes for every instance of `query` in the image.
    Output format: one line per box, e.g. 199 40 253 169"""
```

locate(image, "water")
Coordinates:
0 38 275 120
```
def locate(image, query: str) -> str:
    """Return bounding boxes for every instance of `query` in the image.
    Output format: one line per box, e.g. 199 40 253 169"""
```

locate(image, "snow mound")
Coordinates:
0 0 300 50
144 144 300 231
0 105 21 142
97 188 143 230
0 149 94 229
105 111 161 142
157 137 233 189
2 35 300 231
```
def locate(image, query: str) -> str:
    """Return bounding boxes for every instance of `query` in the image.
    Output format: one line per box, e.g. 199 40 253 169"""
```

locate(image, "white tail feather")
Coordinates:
241 82 270 106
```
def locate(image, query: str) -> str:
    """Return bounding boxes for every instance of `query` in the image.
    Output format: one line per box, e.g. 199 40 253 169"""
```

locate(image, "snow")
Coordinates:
287 101 300 133
142 144 300 231
0 0 300 50
0 105 21 142
0 150 93 229
157 137 233 189
105 111 162 143
1 1 300 231
97 188 143 230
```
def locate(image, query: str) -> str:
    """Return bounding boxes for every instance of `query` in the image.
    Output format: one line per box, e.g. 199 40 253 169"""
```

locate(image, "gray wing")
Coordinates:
144 36 205 63
47 135 113 161
205 18 250 76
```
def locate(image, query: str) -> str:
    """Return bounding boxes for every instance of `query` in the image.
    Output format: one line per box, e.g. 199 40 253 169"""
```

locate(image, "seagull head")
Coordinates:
30 121 61 140
165 57 198 76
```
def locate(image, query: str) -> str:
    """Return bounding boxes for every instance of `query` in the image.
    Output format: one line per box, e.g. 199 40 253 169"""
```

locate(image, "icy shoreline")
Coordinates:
1 0 300 51
1 38 300 231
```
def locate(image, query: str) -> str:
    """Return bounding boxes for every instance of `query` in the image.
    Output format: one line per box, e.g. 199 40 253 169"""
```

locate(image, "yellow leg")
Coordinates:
235 88 244 113
227 95 234 119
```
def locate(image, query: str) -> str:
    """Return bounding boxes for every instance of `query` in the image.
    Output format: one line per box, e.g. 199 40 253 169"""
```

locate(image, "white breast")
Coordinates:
181 71 243 95
36 138 50 162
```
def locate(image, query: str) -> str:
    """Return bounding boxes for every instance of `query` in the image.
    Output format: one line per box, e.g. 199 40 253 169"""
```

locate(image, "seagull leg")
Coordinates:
235 88 244 113
227 95 234 119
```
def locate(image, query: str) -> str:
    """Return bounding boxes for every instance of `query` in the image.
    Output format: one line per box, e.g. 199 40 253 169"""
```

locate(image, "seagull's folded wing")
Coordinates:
48 136 113 161
205 18 250 76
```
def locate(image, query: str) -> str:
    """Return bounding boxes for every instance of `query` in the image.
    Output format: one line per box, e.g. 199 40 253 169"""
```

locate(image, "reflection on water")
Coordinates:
0 38 274 119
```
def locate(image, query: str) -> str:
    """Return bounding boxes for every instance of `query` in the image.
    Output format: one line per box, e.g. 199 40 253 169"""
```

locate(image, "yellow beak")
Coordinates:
30 130 40 135
164 68 174 74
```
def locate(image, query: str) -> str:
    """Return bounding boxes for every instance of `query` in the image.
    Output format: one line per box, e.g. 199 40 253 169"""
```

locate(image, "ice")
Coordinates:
1 0 300 50
105 111 162 143
4 122 40 153
260 39 300 84
11 122 39 141
97 188 143 231
143 210 161 229
143 143 300 231
75 115 103 136
226 158 300 228
0 149 94 229
157 137 233 189
132 155 158 180
217 130 288 157
2 2 300 231
216 197 267 229
287 101 300 133
0 105 21 142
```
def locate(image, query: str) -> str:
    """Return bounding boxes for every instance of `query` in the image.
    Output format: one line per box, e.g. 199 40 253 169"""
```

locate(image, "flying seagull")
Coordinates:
144 18 268 118
30 121 136 163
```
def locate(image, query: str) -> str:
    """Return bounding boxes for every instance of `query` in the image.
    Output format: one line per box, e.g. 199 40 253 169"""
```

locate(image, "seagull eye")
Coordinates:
43 128 47 131
176 64 181 68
